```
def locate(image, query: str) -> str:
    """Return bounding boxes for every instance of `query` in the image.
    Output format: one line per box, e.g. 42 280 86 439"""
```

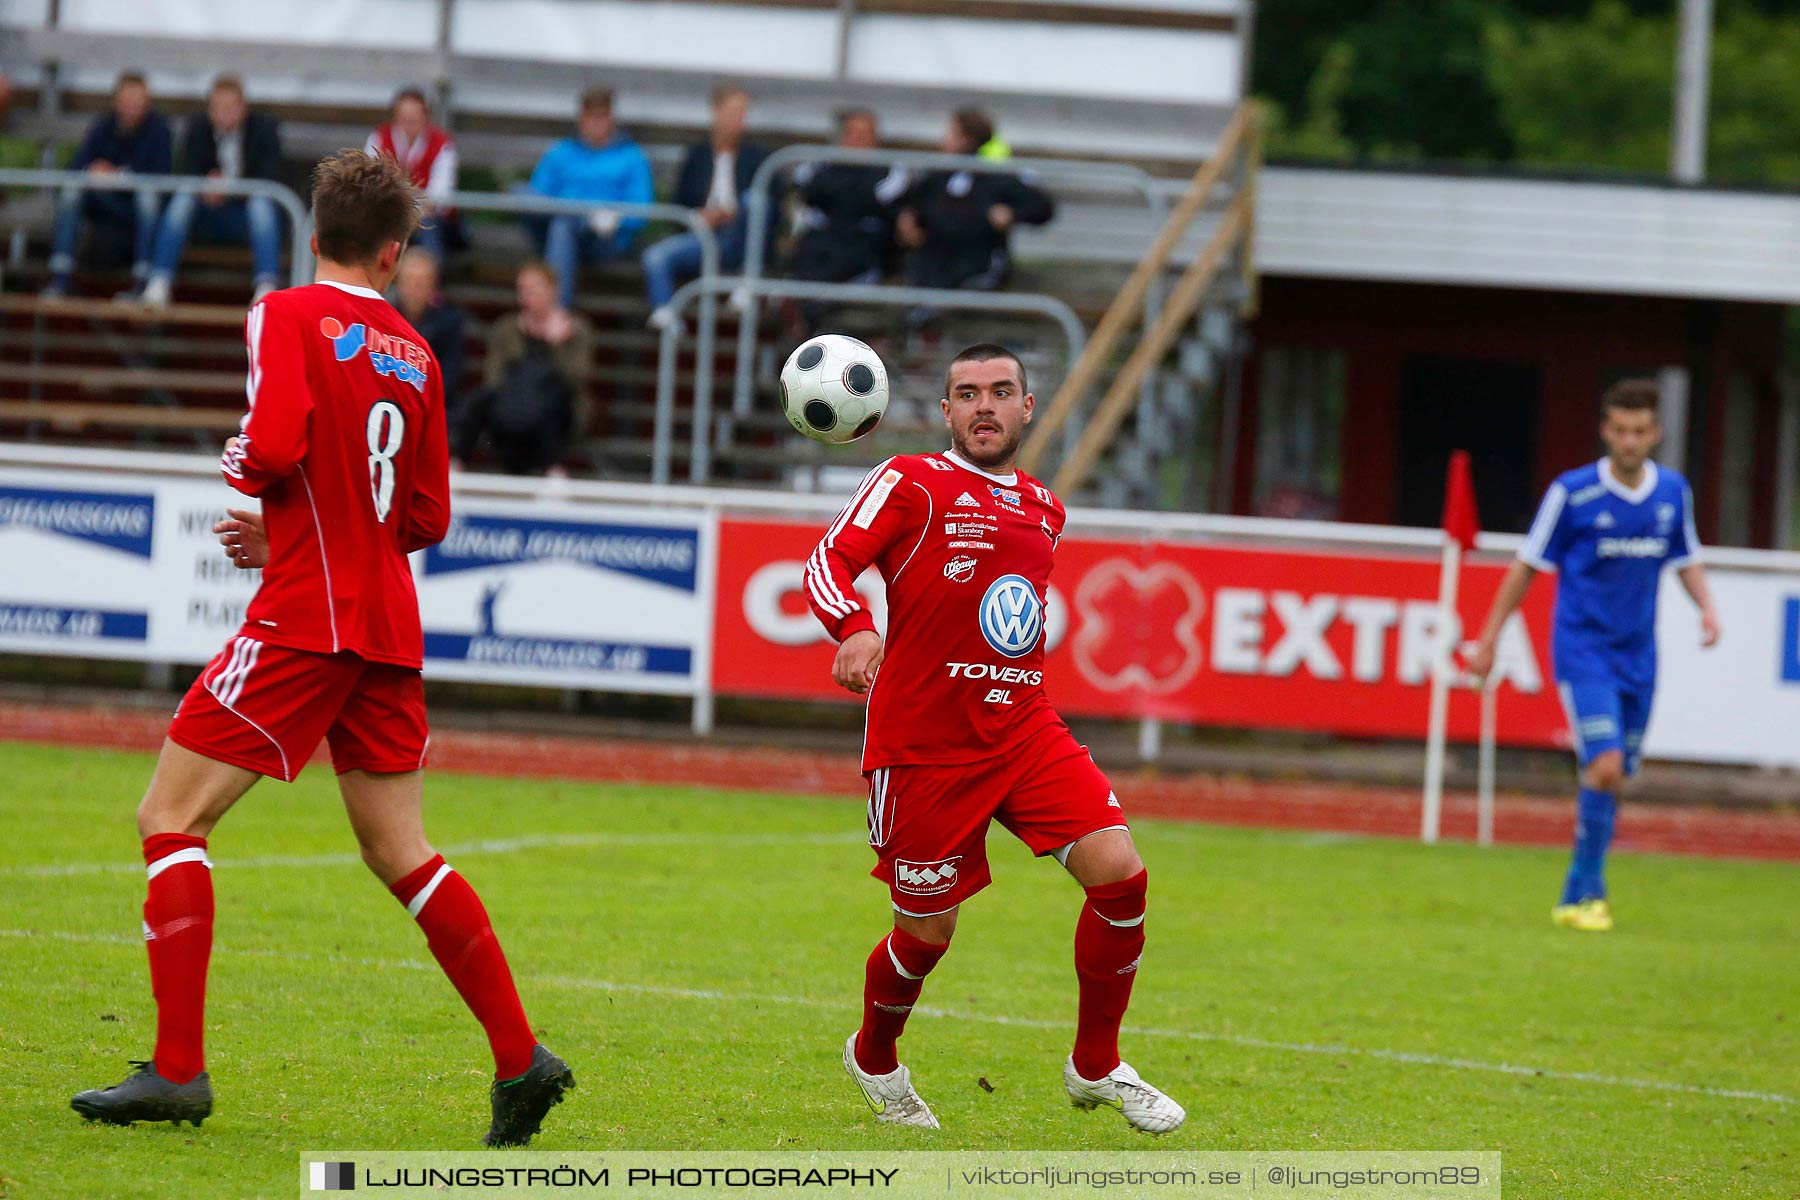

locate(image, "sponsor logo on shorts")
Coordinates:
895 856 962 897
943 556 979 583
1579 715 1618 740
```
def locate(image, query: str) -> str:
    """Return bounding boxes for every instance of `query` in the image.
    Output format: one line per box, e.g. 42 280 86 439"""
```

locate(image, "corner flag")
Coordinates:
1441 450 1480 552
1421 451 1481 843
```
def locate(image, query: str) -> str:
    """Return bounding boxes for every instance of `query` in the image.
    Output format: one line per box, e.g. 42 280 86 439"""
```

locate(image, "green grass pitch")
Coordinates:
0 741 1794 1198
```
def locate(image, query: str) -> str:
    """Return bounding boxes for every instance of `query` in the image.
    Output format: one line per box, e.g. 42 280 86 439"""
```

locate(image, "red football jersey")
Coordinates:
807 449 1067 770
221 281 450 668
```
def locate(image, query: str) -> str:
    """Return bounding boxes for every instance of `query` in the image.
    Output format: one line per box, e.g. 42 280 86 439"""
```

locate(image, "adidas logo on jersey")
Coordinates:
955 492 983 508
1594 511 1616 528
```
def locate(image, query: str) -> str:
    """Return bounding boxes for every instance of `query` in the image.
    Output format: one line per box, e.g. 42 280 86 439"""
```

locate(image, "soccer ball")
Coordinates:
779 334 889 445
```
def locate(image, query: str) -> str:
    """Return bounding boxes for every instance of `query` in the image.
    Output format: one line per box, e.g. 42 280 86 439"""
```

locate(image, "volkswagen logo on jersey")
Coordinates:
979 574 1043 658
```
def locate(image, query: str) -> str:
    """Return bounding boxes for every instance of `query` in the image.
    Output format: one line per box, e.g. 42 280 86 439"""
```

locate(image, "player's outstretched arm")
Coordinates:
1468 560 1538 680
1677 563 1721 647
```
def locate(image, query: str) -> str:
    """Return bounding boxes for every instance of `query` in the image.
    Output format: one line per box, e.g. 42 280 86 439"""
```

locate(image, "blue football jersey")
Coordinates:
1517 458 1699 690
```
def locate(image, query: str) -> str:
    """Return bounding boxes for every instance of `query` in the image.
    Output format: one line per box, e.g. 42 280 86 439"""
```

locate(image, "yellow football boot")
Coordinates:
1551 899 1613 932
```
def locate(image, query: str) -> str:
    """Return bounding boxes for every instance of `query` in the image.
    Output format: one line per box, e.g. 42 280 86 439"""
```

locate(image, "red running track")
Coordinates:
3 701 1797 863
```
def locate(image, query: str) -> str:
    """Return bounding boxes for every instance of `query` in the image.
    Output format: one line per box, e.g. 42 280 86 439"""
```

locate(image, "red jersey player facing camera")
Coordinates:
71 151 573 1147
809 344 1187 1133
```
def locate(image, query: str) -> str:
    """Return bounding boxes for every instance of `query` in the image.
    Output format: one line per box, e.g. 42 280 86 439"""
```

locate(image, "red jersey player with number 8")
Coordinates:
808 344 1186 1134
70 151 573 1146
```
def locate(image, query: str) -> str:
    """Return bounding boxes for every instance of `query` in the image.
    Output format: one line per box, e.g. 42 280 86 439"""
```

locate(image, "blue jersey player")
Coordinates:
1468 381 1719 932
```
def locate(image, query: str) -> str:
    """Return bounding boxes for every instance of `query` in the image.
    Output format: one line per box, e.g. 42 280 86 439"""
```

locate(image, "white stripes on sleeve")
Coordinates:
805 458 895 621
1519 482 1567 572
1668 483 1703 568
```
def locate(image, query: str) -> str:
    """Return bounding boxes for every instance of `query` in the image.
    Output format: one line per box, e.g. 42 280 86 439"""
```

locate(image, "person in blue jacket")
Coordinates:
1469 379 1720 933
525 87 653 310
45 71 172 296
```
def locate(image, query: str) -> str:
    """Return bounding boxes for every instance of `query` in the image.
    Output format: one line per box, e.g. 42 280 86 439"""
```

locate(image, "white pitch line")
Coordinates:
3 927 1789 1108
0 831 864 878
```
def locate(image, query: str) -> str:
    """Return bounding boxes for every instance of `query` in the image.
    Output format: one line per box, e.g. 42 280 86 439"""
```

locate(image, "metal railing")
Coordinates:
734 146 1177 421
654 274 1087 487
1018 101 1263 494
0 167 314 287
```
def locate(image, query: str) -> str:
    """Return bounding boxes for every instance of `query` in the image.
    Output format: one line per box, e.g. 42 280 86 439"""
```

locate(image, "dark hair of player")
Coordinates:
579 86 614 116
952 108 994 152
210 74 244 99
114 70 148 94
390 85 430 113
1600 379 1659 418
945 343 1027 397
311 150 421 267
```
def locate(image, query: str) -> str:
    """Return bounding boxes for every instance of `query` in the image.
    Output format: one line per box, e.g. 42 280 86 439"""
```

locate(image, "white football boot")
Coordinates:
1064 1057 1187 1134
843 1034 940 1128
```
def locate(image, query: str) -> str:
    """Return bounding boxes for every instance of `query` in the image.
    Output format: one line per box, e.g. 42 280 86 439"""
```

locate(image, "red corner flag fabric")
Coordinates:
1441 450 1481 552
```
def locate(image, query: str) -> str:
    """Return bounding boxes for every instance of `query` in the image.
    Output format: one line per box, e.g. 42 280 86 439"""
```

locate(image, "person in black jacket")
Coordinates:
139 75 285 306
393 248 466 410
784 108 910 337
641 85 770 329
899 109 1053 323
44 71 172 297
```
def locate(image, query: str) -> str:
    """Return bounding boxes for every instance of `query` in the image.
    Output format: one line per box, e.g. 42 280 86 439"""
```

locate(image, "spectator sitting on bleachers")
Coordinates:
784 108 909 338
366 87 460 260
642 85 769 331
137 74 283 307
393 248 466 409
452 260 595 478
44 71 172 298
526 87 652 311
897 108 1052 324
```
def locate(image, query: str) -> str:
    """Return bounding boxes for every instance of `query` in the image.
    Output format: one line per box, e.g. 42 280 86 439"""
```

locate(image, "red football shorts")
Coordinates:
168 635 429 782
864 721 1128 915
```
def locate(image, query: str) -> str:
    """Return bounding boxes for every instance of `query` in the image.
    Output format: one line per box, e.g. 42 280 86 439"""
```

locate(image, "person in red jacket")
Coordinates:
365 86 460 259
70 150 572 1147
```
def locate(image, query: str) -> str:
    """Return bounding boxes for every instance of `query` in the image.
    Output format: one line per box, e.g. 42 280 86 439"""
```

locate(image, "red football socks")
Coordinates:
390 855 537 1080
142 832 215 1085
854 927 950 1075
1072 869 1148 1080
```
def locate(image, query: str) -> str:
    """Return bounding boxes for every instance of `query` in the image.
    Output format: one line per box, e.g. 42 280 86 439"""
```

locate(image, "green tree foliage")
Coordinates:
1485 1 1672 175
1256 0 1800 186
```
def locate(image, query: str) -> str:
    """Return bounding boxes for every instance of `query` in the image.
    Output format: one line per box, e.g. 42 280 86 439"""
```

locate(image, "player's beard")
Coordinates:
953 420 1023 471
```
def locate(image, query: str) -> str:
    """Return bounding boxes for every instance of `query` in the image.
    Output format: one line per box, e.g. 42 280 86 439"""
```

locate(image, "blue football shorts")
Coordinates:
1556 679 1652 775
